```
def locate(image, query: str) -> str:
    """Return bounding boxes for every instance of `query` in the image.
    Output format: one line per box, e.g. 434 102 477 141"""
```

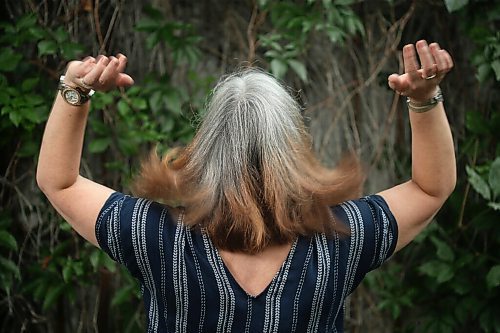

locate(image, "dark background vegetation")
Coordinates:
0 0 499 332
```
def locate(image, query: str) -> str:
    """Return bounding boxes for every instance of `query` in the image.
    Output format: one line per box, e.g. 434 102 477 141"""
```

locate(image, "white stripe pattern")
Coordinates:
244 295 252 333
202 231 235 332
158 208 168 323
186 229 206 332
97 194 398 332
132 199 160 333
291 239 313 332
325 230 340 331
307 234 331 332
173 211 188 333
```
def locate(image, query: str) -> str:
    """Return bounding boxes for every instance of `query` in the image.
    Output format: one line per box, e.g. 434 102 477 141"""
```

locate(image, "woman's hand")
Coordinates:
388 40 453 103
63 54 134 92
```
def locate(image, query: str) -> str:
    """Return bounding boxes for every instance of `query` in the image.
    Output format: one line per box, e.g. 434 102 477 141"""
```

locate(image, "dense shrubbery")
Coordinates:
0 0 498 332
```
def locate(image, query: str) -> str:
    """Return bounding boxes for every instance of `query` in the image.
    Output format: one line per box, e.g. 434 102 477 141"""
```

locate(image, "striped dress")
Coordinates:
96 192 398 332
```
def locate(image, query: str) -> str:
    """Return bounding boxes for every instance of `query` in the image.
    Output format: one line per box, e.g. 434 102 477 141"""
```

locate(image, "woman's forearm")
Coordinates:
410 102 456 199
36 92 90 193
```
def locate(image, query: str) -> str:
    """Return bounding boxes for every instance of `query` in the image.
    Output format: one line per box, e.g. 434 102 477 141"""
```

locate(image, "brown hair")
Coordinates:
132 69 364 253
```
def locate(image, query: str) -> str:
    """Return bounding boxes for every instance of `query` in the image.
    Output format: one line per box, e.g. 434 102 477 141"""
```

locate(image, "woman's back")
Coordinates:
96 192 397 332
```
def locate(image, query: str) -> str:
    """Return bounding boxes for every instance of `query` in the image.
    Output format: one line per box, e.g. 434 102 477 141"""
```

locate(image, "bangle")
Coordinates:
406 87 444 113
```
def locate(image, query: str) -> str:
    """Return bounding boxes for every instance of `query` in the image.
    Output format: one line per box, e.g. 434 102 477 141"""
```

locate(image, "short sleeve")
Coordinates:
332 194 398 293
95 192 176 279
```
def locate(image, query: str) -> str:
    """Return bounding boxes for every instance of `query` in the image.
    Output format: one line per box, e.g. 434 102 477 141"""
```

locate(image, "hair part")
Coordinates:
132 68 364 253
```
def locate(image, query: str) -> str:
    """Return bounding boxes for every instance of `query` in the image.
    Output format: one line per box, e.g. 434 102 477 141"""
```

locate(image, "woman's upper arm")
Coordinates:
378 180 446 252
45 176 114 247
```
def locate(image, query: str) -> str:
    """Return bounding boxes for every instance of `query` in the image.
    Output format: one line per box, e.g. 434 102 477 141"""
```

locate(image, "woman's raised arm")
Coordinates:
379 40 456 252
36 54 133 246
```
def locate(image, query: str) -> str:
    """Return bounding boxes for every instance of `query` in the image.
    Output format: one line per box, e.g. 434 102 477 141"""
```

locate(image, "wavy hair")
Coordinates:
132 69 363 253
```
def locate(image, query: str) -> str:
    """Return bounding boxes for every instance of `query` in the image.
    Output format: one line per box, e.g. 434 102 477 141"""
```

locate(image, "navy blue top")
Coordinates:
96 193 398 332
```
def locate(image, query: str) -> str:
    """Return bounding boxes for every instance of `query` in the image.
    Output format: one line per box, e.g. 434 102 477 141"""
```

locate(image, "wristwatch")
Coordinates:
58 75 95 106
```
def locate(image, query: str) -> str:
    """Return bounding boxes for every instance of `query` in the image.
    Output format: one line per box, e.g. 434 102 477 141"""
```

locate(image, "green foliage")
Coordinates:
1 0 499 331
444 0 469 12
364 1 500 332
135 5 202 65
0 6 205 331
258 0 364 80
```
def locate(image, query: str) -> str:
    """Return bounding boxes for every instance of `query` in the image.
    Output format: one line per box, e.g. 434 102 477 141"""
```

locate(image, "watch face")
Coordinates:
63 88 80 105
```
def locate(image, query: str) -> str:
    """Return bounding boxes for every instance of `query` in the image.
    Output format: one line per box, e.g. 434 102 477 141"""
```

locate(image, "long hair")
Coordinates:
132 69 364 253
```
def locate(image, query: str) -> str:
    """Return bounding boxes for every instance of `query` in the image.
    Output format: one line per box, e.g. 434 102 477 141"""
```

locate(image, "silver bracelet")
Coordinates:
406 87 444 113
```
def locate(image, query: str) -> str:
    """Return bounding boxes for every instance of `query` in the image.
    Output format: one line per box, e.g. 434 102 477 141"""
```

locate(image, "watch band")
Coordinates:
58 75 95 106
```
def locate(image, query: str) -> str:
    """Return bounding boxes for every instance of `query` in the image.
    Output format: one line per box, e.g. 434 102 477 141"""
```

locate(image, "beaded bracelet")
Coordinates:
406 87 444 113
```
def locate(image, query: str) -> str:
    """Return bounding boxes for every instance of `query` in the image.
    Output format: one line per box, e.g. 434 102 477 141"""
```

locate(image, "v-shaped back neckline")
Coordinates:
204 233 299 298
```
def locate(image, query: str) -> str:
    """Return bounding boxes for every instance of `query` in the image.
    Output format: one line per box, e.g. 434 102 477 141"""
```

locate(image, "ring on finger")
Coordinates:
79 77 92 89
425 74 437 80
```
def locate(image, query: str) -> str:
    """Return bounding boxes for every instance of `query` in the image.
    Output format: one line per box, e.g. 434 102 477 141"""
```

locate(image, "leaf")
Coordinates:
60 42 85 60
88 137 111 153
0 230 18 251
111 284 135 307
0 48 22 72
335 0 354 5
418 260 454 283
102 254 116 273
486 265 500 289
476 63 491 83
42 284 66 311
488 157 500 198
164 90 182 115
149 91 163 112
444 0 469 12
487 202 500 210
0 256 20 279
89 250 101 270
21 78 39 92
131 97 147 110
270 59 288 79
491 59 500 82
62 263 72 283
465 111 488 134
431 236 455 262
37 40 57 56
9 110 22 127
53 27 68 44
466 165 491 200
287 59 308 82
117 100 131 116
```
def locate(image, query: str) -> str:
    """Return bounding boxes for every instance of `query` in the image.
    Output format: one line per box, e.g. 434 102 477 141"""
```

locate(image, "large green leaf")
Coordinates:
0 48 22 72
270 59 288 79
486 265 500 289
488 157 500 198
288 59 308 82
444 0 469 12
88 137 111 153
0 256 20 279
431 236 455 262
37 40 57 56
0 230 18 251
466 165 491 200
42 284 66 310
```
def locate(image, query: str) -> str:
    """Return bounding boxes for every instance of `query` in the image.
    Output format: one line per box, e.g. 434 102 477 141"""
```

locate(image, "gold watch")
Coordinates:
58 75 95 106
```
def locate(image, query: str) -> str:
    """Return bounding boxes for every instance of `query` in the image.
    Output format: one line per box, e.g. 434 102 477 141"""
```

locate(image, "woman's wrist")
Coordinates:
59 75 94 106
406 87 444 113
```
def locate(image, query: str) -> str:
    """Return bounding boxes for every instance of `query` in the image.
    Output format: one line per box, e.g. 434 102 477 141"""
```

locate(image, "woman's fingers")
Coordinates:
416 40 437 79
65 53 133 91
82 56 110 86
388 41 452 101
98 56 120 87
403 44 420 80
